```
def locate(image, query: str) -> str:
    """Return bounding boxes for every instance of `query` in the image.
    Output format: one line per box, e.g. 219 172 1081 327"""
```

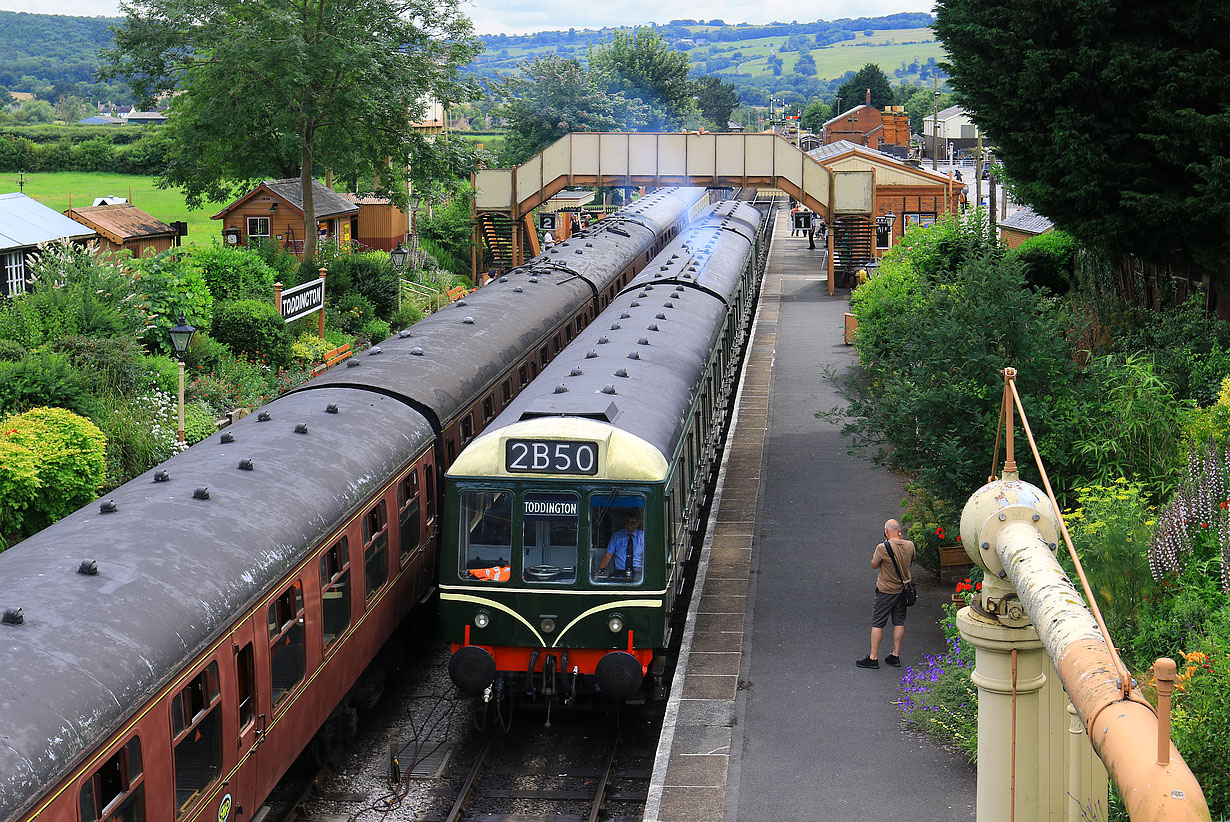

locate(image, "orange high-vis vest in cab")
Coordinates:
468 565 511 582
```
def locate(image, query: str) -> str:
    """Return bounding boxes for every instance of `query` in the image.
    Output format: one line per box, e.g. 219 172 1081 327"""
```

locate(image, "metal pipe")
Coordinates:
962 485 1211 821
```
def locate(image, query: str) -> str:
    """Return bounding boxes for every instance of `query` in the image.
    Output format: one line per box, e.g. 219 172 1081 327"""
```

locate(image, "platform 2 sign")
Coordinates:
506 439 599 475
279 279 325 322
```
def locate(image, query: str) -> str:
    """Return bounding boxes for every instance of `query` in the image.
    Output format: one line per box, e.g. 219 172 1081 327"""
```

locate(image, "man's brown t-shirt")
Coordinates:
873 538 916 594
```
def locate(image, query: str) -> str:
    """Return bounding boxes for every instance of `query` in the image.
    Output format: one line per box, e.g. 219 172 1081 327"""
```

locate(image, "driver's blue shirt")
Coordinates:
605 528 644 571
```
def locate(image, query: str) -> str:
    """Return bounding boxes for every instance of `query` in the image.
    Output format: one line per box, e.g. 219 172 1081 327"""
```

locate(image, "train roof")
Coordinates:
294 189 709 427
0 387 433 822
448 203 763 482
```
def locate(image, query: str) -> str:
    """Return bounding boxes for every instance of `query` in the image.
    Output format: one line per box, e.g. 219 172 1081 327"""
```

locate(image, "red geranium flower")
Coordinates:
936 526 946 539
975 582 982 591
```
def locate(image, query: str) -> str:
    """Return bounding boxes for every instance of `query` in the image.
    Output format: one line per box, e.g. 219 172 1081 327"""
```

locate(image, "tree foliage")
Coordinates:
801 100 831 132
695 76 740 130
495 56 647 164
589 28 698 130
101 0 479 261
934 0 1230 270
833 63 893 112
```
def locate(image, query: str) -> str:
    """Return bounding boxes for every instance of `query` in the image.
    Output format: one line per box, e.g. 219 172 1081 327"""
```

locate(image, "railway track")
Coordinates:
425 711 652 822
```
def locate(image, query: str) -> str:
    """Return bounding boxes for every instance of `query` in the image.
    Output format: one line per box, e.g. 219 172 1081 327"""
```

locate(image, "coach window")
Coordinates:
171 662 221 817
539 346 549 369
502 379 513 405
462 414 475 443
237 643 255 730
483 397 494 422
398 472 421 562
460 490 512 581
519 364 530 387
363 500 389 599
424 465 435 519
522 493 579 584
320 537 350 646
565 326 573 343
575 317 584 336
447 439 456 462
589 495 646 585
79 736 143 822
552 333 562 354
268 582 305 708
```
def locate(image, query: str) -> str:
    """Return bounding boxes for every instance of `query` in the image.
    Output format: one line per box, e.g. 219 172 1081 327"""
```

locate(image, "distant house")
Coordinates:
124 111 168 125
998 205 1054 250
79 115 125 125
9 91 34 103
0 192 97 297
822 94 910 152
922 105 983 161
65 203 181 257
211 179 359 256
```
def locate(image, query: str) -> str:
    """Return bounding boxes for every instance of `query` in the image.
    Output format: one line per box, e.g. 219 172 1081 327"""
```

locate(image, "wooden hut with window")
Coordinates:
211 179 360 256
337 194 409 252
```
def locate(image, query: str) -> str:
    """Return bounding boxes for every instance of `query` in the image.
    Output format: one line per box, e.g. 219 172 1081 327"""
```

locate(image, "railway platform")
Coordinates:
644 210 978 821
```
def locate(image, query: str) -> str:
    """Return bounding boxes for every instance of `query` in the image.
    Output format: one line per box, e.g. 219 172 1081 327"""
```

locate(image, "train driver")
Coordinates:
597 514 644 578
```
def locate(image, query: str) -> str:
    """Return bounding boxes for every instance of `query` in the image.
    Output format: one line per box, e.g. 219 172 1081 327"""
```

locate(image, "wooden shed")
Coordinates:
65 203 179 257
999 205 1054 250
338 194 408 252
211 179 360 256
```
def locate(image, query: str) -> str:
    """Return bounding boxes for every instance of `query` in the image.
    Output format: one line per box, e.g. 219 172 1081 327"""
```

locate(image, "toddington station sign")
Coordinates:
279 278 326 322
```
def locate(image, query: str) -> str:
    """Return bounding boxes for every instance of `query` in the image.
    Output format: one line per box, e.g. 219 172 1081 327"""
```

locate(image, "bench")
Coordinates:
446 285 469 302
310 343 352 376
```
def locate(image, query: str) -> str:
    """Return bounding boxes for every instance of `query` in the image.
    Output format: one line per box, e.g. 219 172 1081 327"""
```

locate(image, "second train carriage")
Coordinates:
441 200 773 705
0 188 711 822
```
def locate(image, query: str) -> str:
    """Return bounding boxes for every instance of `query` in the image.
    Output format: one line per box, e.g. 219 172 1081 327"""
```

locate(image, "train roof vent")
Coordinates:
238 459 254 471
602 384 617 394
519 401 620 423
648 324 659 331
610 323 621 330
368 346 382 355
326 404 339 413
154 470 170 483
258 411 272 421
615 368 629 378
586 350 598 359
463 317 475 325
221 432 235 443
630 301 640 307
598 336 610 344
411 346 424 355
99 500 117 514
570 367 584 376
295 423 309 434
2 608 23 626
78 559 98 576
193 487 210 500
620 312 631 319
347 359 361 367
607 226 630 237
554 384 568 394
399 329 413 338
513 287 524 293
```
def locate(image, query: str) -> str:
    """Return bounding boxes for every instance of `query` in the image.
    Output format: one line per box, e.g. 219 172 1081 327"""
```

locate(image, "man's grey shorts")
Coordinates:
871 588 907 628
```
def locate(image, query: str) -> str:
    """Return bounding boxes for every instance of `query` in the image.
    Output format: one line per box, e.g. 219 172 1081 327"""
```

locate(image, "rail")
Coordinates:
402 280 443 314
958 367 1210 821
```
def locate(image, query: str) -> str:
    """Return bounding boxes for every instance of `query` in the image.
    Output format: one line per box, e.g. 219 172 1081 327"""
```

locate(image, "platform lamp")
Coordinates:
390 242 411 310
168 315 195 444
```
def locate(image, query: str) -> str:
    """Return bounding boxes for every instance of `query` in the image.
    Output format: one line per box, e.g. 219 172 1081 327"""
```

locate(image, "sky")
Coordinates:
0 0 934 35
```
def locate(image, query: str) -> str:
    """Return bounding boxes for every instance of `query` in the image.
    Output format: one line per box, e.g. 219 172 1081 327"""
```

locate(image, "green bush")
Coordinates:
184 401 219 444
25 241 134 312
1010 230 1076 294
1114 296 1230 406
1167 633 1230 818
51 335 147 395
0 351 99 419
0 407 107 546
321 251 398 319
389 303 424 331
210 299 291 368
331 292 377 336
189 244 278 302
93 389 178 489
140 354 182 397
0 339 26 362
290 333 333 364
183 331 231 373
361 318 391 345
125 249 213 356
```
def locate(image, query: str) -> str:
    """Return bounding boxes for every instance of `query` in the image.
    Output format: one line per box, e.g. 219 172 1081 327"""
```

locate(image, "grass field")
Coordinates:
16 172 224 247
713 28 945 80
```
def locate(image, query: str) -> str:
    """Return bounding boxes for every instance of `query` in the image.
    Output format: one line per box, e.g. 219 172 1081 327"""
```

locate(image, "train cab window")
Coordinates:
521 493 578 584
171 662 221 818
519 364 530 387
502 379 513 405
398 472 421 561
79 736 143 822
462 414 475 443
460 490 512 582
589 495 646 585
483 397 494 422
362 500 389 599
320 537 351 646
268 582 305 709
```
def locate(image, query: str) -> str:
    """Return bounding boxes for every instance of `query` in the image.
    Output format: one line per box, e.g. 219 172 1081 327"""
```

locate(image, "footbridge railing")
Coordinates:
473 132 873 221
959 368 1210 821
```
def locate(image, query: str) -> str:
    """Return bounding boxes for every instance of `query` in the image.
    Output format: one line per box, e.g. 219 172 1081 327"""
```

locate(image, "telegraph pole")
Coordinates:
974 132 983 212
931 75 940 171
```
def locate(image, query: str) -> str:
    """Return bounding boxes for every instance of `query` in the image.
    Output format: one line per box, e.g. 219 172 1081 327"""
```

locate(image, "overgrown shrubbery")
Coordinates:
189 244 278 302
210 299 291 368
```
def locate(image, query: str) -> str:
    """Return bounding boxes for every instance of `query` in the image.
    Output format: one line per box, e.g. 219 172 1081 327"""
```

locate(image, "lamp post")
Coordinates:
390 242 411 310
168 315 195 445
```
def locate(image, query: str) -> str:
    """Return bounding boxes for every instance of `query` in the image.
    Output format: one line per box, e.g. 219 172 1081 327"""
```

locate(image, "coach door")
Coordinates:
228 617 261 821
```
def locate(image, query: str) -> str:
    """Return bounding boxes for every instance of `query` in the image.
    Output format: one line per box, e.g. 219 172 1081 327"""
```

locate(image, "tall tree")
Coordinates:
833 63 893 112
800 100 831 133
589 28 697 130
695 76 740 130
102 0 479 262
496 56 647 164
935 0 1230 271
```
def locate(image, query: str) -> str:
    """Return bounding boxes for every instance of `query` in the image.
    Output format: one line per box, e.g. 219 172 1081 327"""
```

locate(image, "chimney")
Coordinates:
866 88 871 106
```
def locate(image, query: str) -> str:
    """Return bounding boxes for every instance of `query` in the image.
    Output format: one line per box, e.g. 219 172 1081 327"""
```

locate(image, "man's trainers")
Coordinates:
856 656 879 669
885 654 901 667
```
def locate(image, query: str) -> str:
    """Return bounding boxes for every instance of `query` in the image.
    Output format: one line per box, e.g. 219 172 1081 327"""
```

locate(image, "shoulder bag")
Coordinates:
885 541 917 607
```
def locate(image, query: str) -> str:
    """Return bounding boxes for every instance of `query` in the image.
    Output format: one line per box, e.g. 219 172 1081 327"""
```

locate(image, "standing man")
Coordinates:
597 514 644 578
857 518 916 669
